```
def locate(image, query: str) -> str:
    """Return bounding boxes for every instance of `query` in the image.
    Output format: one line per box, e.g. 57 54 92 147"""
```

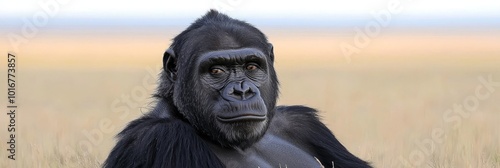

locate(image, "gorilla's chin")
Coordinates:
216 118 269 149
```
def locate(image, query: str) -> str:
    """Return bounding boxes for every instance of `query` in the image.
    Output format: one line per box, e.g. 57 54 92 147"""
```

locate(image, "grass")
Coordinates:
1 29 499 167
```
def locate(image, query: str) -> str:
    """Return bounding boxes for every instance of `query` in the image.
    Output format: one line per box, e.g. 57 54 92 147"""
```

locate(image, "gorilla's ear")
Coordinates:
268 43 274 62
163 48 177 81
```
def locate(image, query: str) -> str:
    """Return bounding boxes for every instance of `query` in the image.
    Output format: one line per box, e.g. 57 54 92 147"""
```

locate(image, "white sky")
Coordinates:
2 0 500 19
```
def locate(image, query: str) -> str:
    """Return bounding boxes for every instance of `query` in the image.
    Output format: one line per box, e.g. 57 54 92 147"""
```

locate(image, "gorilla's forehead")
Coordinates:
189 31 239 49
178 26 268 56
196 48 266 64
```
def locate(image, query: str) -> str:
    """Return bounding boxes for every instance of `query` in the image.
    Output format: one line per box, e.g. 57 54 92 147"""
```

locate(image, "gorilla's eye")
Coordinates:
210 68 225 75
246 64 258 71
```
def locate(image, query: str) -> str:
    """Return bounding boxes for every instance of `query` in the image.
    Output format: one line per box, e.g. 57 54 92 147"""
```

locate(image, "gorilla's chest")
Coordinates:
210 134 323 168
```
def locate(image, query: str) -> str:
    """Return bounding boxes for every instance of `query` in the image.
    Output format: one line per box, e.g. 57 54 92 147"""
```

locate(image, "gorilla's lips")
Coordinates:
216 99 268 123
217 114 266 122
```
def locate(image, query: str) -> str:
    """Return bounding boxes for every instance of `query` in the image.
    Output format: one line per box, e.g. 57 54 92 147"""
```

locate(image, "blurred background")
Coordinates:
1 0 500 167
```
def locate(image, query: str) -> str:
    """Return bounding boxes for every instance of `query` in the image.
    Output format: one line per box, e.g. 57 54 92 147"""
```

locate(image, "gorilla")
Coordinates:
104 10 371 168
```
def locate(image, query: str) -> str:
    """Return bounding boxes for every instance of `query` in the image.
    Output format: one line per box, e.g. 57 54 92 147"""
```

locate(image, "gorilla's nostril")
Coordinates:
242 92 255 100
232 89 249 100
223 81 257 101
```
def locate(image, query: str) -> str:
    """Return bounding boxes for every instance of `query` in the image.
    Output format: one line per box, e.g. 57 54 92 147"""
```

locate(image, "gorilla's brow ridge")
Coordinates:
197 48 267 65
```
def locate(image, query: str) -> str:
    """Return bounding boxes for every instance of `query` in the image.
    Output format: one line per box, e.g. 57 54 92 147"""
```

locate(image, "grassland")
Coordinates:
1 28 499 167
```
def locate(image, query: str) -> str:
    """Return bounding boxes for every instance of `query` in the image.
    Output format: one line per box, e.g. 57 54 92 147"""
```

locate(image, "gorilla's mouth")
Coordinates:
217 114 266 122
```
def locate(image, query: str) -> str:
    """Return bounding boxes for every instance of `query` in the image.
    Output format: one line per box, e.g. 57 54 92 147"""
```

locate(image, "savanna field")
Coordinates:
1 27 499 167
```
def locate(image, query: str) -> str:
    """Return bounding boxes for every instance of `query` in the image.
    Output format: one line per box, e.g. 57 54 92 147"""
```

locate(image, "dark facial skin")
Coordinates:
195 48 270 147
169 45 277 149
198 48 269 120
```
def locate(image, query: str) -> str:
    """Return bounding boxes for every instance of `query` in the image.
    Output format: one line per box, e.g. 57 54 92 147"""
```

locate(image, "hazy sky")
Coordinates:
2 0 500 27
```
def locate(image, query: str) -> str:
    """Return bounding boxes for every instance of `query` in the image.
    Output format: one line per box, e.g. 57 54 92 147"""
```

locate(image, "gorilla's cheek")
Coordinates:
173 81 215 123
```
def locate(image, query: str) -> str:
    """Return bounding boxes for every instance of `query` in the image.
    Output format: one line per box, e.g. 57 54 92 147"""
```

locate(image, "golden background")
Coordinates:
1 26 500 167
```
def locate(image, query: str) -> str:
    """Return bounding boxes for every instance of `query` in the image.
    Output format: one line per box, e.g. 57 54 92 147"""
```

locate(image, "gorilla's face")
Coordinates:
167 45 278 149
161 15 279 149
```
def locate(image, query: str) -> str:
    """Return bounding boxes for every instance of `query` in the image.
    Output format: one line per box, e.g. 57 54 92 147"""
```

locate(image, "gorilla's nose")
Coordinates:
222 81 258 101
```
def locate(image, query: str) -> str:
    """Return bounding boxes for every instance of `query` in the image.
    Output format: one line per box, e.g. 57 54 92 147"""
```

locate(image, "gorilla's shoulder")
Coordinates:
276 105 318 114
104 106 224 168
116 113 178 140
270 105 321 138
272 105 372 168
115 100 183 138
274 105 320 125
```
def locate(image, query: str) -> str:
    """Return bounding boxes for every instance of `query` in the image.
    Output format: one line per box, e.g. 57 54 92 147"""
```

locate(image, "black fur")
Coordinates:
104 101 225 168
273 106 371 168
104 9 371 168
